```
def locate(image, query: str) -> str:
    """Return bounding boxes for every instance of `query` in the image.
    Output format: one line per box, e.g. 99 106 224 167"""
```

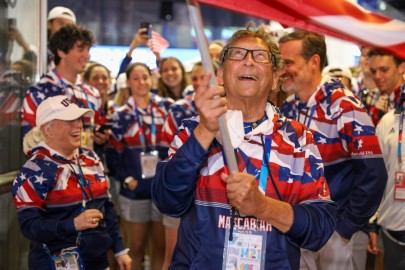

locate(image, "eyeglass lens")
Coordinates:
227 47 271 63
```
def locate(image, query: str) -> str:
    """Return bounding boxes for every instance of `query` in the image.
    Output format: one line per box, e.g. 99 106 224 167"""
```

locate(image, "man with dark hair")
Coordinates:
21 24 108 148
279 30 387 270
47 6 77 71
363 49 405 125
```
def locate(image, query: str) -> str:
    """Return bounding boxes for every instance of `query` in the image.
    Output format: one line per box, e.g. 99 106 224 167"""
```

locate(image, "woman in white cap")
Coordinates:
12 95 132 270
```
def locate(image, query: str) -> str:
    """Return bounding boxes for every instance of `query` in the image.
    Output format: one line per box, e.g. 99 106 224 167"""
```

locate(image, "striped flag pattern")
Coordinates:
198 0 405 59
148 30 170 53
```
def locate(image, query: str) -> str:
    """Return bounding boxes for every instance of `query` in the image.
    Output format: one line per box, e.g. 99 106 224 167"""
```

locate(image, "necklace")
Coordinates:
244 115 266 130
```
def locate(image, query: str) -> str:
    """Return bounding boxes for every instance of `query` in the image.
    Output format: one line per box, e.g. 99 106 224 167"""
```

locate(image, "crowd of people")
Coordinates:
5 4 405 270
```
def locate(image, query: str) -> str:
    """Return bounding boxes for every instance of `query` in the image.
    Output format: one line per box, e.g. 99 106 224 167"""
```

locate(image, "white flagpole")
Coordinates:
186 0 238 174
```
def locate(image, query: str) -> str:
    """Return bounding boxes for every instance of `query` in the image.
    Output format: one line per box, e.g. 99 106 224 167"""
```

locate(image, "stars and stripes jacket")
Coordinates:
152 103 336 270
361 85 401 126
108 94 173 200
21 71 102 137
12 142 125 269
280 77 387 239
161 93 197 145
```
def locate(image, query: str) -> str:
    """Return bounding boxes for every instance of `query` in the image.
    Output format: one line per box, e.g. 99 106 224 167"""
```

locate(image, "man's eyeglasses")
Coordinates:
224 47 275 64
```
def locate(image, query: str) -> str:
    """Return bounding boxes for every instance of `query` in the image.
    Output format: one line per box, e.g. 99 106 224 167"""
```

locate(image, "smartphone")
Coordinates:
8 18 16 29
140 22 152 38
97 122 113 133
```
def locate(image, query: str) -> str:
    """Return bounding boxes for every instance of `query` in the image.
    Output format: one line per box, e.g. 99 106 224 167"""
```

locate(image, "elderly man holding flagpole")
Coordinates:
152 9 337 267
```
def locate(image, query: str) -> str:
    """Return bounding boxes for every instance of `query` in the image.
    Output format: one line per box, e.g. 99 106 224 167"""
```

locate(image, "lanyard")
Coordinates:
297 105 316 127
398 110 404 168
228 134 280 241
67 159 94 204
43 157 93 258
259 136 271 194
54 70 94 110
134 102 156 150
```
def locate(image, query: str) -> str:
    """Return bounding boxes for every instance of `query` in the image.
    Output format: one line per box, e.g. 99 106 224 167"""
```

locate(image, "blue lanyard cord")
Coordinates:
70 158 93 253
307 106 316 127
259 136 270 193
43 158 92 261
260 135 282 201
80 83 94 110
54 70 94 110
297 106 316 127
134 102 156 150
67 160 94 203
398 110 404 167
223 133 282 200
228 135 283 241
76 160 95 201
224 148 238 241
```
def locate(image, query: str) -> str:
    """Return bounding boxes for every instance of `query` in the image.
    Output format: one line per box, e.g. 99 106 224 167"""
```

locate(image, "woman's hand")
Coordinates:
73 209 104 231
116 253 132 270
93 128 111 145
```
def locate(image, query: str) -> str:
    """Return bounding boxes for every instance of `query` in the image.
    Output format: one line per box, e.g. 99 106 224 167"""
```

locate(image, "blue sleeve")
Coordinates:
286 201 337 251
117 55 132 77
108 111 127 182
13 160 78 243
335 100 388 239
104 144 121 177
114 149 131 182
336 157 387 239
17 207 77 243
152 133 209 217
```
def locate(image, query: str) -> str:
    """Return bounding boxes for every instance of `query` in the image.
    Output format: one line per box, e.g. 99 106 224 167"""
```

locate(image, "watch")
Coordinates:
124 177 133 188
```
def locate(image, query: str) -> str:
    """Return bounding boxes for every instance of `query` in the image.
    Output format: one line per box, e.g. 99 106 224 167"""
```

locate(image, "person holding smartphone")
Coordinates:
116 23 151 78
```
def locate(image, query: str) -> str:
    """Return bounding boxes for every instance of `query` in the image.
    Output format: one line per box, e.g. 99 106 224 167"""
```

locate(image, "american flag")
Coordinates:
148 30 170 53
198 0 405 59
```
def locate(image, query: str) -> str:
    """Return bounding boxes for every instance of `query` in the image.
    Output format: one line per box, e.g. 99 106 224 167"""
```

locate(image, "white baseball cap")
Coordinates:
324 66 353 80
48 6 76 24
36 96 94 127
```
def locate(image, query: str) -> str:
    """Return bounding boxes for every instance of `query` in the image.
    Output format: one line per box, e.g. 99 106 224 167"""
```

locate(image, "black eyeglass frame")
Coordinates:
223 46 276 66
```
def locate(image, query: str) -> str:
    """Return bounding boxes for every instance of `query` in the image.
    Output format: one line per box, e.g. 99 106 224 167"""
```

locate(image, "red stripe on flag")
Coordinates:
198 0 405 59
148 31 170 53
283 0 391 23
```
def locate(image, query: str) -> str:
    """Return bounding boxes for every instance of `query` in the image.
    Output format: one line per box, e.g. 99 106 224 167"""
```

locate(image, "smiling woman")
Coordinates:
157 57 189 100
36 96 93 159
44 118 83 158
107 62 174 269
83 62 112 108
12 95 132 269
